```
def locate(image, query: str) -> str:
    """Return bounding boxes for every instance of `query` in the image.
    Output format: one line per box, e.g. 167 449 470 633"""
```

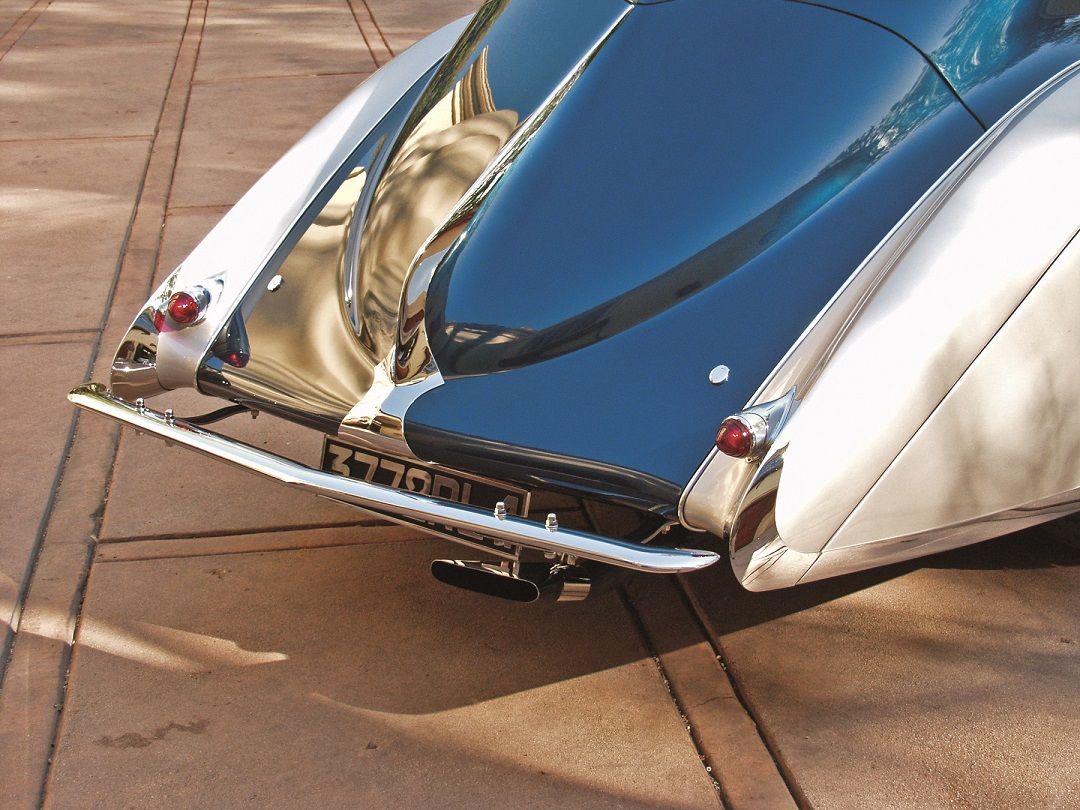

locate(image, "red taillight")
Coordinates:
715 416 756 458
223 349 249 368
167 290 203 325
151 308 165 332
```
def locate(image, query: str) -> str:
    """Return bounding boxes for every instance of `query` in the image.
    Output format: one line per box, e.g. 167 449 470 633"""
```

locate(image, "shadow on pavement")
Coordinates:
677 519 1080 808
679 519 1080 637
46 537 721 808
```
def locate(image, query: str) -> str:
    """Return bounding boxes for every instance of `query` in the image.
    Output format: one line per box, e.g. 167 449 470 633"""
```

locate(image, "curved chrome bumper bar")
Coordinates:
69 384 719 574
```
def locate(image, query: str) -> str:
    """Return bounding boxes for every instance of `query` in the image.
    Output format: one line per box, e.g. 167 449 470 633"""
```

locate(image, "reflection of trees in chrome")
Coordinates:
392 0 511 146
789 0 1080 229
236 166 377 419
209 3 526 418
354 43 518 362
933 0 1080 95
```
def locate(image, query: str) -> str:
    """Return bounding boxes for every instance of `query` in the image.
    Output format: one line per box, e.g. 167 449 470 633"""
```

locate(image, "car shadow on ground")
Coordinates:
675 517 1080 638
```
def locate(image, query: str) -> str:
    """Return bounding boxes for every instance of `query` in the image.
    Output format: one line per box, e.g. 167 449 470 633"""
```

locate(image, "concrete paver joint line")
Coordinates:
98 518 391 546
579 499 738 806
0 0 52 60
364 0 394 56
0 329 100 346
347 0 394 65
676 578 810 810
624 576 801 808
618 587 727 808
0 134 153 146
0 2 209 808
191 69 374 86
14 38 181 52
0 134 154 673
346 0 383 67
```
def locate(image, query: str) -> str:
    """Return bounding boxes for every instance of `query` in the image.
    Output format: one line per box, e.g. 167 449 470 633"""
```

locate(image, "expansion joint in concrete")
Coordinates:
0 3 209 808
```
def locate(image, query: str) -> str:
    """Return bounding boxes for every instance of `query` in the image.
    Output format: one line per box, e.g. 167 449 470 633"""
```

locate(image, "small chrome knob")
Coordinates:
708 364 730 385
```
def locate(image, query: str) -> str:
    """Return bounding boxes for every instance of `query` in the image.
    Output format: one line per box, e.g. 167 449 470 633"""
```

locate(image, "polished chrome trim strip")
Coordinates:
69 384 719 574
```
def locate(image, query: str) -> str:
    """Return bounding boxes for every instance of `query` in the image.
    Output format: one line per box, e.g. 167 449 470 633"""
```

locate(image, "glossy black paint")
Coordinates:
405 0 990 512
397 0 627 139
799 0 1080 125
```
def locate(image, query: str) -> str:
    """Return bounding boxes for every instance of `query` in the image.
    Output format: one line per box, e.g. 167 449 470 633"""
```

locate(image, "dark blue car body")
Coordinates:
393 0 1080 515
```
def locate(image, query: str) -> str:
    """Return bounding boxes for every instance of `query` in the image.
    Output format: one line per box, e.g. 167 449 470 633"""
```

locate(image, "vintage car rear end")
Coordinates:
71 0 1080 599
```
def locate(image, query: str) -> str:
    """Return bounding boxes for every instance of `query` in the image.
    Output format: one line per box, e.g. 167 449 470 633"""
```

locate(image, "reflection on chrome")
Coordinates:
392 10 630 383
108 6 631 466
110 273 178 400
353 46 518 363
211 167 375 421
202 42 522 437
933 0 1080 105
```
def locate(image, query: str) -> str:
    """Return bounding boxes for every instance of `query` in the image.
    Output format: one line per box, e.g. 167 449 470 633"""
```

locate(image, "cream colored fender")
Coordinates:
681 61 1080 590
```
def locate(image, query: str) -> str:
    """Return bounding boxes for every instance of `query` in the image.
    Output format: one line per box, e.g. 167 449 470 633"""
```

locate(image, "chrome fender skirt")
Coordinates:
68 385 719 574
108 17 471 400
682 61 1080 590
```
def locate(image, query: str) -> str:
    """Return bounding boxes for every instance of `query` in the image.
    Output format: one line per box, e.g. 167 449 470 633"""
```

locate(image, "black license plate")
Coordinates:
321 438 531 517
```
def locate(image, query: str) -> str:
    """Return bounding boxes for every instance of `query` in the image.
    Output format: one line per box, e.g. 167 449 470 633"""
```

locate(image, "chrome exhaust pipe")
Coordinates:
430 559 591 603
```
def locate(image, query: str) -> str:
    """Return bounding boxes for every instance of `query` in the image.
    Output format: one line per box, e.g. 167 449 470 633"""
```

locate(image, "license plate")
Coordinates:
321 438 531 517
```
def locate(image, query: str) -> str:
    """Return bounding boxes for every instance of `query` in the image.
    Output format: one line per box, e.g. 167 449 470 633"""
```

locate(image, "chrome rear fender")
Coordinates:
116 1 633 464
109 17 471 402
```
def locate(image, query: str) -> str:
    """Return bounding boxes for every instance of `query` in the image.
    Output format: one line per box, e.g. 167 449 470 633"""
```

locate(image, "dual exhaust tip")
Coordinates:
431 559 592 603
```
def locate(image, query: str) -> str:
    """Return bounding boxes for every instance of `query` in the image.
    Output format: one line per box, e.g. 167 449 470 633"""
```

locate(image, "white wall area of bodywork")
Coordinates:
681 60 1080 590
775 98 1080 556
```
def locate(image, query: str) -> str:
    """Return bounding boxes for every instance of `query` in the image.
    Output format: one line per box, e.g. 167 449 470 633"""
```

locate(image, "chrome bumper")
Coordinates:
69 384 720 574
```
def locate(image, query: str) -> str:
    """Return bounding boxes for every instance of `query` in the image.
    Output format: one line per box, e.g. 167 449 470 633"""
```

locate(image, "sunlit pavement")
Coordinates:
0 2 1077 808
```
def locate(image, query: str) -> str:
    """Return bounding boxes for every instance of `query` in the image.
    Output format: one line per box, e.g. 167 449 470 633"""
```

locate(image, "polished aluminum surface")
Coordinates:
354 44 518 370
682 60 1080 589
108 17 470 401
189 4 627 460
68 384 720 574
198 165 380 422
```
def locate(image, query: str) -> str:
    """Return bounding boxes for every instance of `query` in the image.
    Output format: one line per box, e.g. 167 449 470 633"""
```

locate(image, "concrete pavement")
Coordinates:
680 528 1080 808
48 542 720 808
0 2 781 807
0 2 1077 808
